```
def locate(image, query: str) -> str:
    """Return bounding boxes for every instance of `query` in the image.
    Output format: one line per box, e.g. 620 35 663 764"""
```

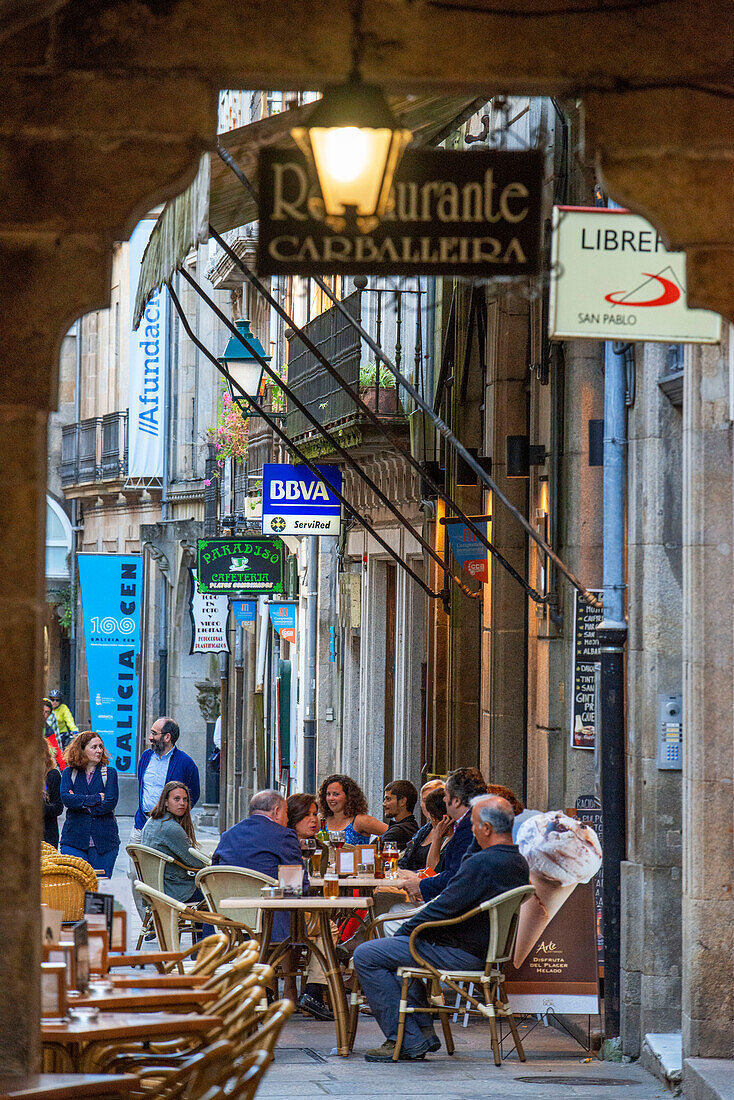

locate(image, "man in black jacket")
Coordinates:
381 780 419 849
353 795 529 1062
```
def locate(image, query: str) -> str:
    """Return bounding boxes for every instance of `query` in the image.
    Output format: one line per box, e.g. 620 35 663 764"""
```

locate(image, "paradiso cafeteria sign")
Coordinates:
549 207 721 343
257 148 543 276
197 537 284 596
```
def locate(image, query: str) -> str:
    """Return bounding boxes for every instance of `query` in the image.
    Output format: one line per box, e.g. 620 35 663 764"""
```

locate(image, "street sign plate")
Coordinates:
549 206 721 343
197 537 284 595
262 463 342 537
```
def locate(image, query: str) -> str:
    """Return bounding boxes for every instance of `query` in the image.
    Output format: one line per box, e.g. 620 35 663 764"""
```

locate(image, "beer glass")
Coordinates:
323 872 339 899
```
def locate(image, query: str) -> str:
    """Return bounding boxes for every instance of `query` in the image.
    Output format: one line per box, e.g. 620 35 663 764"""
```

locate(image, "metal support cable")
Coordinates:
209 218 544 605
178 267 474 599
168 283 442 602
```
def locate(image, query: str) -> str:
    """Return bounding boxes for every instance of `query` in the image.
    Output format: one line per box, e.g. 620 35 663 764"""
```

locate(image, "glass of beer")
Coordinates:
383 842 399 878
323 873 339 899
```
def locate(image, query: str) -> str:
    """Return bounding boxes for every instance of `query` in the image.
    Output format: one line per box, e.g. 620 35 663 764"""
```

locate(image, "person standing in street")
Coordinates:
60 730 120 877
128 717 200 916
48 689 78 749
42 738 63 847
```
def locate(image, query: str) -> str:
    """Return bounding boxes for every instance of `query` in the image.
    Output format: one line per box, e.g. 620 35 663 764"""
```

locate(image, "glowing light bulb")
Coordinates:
320 127 371 184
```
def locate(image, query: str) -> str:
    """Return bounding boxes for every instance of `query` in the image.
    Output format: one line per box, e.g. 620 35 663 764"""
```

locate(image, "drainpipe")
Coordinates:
598 337 629 1041
303 537 318 794
69 317 82 713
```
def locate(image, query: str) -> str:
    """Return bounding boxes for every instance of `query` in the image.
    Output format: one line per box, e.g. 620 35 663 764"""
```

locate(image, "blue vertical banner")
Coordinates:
231 599 257 625
445 520 489 582
78 554 143 774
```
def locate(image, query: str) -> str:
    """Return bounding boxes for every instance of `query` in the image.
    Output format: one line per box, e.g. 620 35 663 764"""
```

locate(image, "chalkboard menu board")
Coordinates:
571 589 603 749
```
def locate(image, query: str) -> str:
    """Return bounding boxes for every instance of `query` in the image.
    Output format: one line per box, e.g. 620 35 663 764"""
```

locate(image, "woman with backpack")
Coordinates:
60 730 120 877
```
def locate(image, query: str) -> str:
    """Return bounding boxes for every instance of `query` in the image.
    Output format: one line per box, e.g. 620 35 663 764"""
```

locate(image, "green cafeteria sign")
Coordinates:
197 537 284 595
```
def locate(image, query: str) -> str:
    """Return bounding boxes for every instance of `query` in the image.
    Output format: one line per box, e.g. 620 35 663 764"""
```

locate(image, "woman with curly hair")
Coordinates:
60 730 120 877
317 773 388 845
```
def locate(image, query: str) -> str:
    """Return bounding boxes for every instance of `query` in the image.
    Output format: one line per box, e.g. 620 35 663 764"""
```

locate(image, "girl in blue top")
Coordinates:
60 731 120 878
317 773 388 845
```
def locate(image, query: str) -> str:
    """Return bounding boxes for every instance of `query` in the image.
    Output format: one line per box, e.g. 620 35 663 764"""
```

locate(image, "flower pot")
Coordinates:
359 386 402 415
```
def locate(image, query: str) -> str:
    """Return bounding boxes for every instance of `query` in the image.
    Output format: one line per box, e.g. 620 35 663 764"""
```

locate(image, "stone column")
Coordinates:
681 335 734 1059
621 345 683 1055
0 404 47 1073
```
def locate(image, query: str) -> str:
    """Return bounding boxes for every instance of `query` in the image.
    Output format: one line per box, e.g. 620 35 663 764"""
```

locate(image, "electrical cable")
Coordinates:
209 160 548 604
178 268 482 602
168 282 443 603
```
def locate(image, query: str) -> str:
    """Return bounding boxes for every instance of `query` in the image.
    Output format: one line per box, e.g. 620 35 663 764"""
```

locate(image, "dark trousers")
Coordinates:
353 935 482 1049
60 843 119 879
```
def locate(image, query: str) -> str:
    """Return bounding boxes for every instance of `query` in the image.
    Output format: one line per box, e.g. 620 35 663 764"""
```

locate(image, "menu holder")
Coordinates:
70 919 89 992
88 927 109 974
84 890 114 939
43 941 76 991
278 864 303 893
336 848 356 876
41 905 63 946
41 962 67 1018
355 845 376 870
111 907 127 952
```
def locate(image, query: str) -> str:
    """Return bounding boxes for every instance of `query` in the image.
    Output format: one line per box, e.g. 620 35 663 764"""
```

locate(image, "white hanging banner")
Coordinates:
128 217 168 477
189 569 230 653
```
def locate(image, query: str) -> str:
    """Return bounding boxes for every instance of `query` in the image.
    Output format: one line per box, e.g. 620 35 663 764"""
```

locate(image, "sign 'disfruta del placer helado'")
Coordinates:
197 537 284 596
258 148 543 276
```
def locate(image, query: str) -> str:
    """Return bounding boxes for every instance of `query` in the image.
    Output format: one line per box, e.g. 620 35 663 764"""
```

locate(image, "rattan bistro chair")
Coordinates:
391 883 535 1065
195 865 277 937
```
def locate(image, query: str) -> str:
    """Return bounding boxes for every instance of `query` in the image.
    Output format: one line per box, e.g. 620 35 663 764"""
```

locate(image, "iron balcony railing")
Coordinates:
61 412 128 487
284 284 425 442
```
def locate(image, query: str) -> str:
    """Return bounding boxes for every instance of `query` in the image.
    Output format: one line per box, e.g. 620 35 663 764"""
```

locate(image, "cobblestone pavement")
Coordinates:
110 819 665 1100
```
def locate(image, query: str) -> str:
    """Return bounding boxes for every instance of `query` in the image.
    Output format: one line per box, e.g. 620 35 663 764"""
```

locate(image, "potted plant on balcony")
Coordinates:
359 362 401 415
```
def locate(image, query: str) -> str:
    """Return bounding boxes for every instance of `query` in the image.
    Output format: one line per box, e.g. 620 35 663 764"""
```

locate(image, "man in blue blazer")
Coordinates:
128 716 200 917
212 789 306 941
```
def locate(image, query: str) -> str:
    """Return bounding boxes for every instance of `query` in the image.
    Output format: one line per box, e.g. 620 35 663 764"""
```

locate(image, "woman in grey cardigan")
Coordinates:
142 781 208 903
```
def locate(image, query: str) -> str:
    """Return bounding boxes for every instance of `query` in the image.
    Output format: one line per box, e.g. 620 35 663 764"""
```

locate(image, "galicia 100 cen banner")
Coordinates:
78 554 143 774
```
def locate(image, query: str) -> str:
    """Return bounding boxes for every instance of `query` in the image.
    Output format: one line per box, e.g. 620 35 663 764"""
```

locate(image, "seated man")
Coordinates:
353 795 530 1062
381 780 420 849
213 788 305 942
379 767 488 934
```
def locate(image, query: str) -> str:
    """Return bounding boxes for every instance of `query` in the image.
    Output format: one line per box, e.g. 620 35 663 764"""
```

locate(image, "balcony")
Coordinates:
285 284 425 445
61 412 128 488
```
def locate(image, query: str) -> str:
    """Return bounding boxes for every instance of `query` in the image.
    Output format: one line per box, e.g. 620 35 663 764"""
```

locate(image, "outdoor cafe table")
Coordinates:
41 1011 222 1072
0 1074 137 1099
309 875 405 894
69 986 218 1011
109 973 209 988
220 895 373 1057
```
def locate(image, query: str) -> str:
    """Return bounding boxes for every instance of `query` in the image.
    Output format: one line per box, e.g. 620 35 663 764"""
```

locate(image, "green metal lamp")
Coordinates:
218 319 271 416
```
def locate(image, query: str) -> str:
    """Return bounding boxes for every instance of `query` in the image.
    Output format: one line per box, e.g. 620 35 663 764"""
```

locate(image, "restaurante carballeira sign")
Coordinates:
257 148 543 276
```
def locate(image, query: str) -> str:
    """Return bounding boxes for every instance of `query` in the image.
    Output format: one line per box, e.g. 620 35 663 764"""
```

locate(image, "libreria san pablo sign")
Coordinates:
197 537 285 596
258 148 543 276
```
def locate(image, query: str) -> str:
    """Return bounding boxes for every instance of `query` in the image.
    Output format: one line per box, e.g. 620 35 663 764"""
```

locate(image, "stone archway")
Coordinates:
1 0 731 1073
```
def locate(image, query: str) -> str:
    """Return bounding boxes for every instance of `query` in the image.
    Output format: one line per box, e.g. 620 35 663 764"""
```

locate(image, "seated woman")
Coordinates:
317 773 388 845
285 793 335 1022
142 781 208 904
399 779 446 872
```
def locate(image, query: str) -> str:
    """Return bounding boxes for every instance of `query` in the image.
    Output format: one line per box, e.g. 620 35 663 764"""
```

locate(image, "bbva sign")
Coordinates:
262 463 342 537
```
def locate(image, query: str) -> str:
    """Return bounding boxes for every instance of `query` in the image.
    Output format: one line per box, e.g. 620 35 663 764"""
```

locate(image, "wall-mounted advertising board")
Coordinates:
258 147 543 277
197 537 284 595
549 207 721 344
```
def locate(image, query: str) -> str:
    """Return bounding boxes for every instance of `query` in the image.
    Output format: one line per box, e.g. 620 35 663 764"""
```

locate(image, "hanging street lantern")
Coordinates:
291 79 412 233
217 319 271 416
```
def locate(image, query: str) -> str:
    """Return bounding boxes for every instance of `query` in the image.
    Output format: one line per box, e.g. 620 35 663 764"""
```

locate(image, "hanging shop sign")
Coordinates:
445 519 488 582
231 599 257 625
197 536 284 595
269 602 297 644
262 463 342 536
189 569 230 653
549 207 721 343
77 554 142 775
257 147 543 276
571 588 603 750
128 217 168 477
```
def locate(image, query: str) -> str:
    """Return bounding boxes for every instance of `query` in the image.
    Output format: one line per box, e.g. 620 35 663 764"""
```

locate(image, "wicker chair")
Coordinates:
40 852 98 920
195 865 277 936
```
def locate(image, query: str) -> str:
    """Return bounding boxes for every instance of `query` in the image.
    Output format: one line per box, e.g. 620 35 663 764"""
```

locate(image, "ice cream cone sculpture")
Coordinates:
513 811 602 968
